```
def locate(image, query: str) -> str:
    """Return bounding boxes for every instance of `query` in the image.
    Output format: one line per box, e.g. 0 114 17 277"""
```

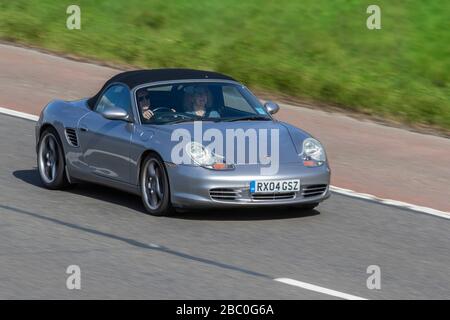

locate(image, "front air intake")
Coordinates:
302 184 327 197
251 192 296 201
209 188 241 201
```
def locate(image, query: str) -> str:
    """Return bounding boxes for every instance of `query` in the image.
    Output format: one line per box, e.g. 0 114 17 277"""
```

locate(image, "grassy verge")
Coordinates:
1 0 449 130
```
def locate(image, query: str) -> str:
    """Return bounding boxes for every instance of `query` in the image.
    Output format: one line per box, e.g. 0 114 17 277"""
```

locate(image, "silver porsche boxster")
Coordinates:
35 69 330 216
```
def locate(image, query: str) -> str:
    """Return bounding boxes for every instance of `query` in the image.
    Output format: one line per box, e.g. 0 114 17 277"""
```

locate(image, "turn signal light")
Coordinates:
212 163 227 170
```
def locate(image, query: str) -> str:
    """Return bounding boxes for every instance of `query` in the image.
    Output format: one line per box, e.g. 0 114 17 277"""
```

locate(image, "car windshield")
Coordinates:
135 82 271 124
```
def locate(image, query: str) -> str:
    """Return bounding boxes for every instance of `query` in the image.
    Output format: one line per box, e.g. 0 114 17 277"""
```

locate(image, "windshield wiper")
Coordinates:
166 118 197 124
222 115 272 122
164 116 204 124
168 117 227 124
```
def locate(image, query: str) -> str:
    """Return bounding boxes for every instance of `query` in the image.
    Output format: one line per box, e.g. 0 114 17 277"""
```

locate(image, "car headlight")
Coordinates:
185 142 234 170
301 138 326 167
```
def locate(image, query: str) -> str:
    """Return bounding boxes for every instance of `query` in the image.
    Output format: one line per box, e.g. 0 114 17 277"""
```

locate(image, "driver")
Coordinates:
137 89 176 120
137 90 154 120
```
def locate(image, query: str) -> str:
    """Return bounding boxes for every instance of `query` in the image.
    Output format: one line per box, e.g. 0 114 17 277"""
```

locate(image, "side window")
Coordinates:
222 85 254 113
95 84 132 115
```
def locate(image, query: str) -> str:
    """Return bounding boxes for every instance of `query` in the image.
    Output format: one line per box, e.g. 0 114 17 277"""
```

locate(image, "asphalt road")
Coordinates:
0 113 449 299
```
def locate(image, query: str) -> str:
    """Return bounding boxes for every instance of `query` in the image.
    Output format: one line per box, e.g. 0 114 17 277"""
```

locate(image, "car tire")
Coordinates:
37 128 70 189
140 153 173 216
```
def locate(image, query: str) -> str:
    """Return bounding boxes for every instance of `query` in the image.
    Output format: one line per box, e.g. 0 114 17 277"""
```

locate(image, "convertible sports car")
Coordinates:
35 69 330 216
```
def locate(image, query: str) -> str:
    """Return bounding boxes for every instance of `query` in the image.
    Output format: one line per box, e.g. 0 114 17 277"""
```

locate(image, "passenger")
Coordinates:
186 86 220 118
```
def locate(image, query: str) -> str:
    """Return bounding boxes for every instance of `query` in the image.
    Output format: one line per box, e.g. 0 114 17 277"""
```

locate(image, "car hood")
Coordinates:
142 120 311 164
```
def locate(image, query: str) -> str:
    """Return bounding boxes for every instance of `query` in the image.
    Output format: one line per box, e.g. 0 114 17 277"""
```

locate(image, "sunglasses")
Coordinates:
138 95 150 103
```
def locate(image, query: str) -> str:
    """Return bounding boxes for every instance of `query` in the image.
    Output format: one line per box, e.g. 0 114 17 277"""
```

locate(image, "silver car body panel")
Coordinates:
35 78 331 208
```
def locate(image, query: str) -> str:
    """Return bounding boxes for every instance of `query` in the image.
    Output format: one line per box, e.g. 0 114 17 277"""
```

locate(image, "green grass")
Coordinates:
1 0 449 130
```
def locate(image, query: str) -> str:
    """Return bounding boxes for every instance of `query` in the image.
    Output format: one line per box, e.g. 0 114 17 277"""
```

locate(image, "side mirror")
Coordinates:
100 105 131 122
264 101 280 115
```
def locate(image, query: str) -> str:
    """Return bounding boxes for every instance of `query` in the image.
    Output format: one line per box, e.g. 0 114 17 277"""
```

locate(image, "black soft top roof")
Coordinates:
87 68 237 108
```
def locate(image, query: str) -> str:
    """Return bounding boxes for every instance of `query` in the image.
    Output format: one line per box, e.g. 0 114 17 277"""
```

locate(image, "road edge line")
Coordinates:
0 107 39 121
330 186 450 219
274 278 368 300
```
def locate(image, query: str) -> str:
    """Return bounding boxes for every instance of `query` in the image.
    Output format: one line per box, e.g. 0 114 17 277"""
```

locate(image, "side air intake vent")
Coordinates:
65 128 79 147
210 188 241 201
302 184 327 198
251 192 296 201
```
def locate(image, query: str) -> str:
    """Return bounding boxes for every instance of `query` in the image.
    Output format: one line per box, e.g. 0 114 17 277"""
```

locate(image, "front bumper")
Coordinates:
166 162 331 208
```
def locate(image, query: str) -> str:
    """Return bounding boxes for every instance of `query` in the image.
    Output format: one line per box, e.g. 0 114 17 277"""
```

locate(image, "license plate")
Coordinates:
250 179 300 193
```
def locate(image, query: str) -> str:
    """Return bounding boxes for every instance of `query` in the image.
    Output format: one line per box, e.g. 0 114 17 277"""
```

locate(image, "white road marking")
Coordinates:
274 278 368 300
0 106 449 219
330 186 450 220
0 106 39 121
